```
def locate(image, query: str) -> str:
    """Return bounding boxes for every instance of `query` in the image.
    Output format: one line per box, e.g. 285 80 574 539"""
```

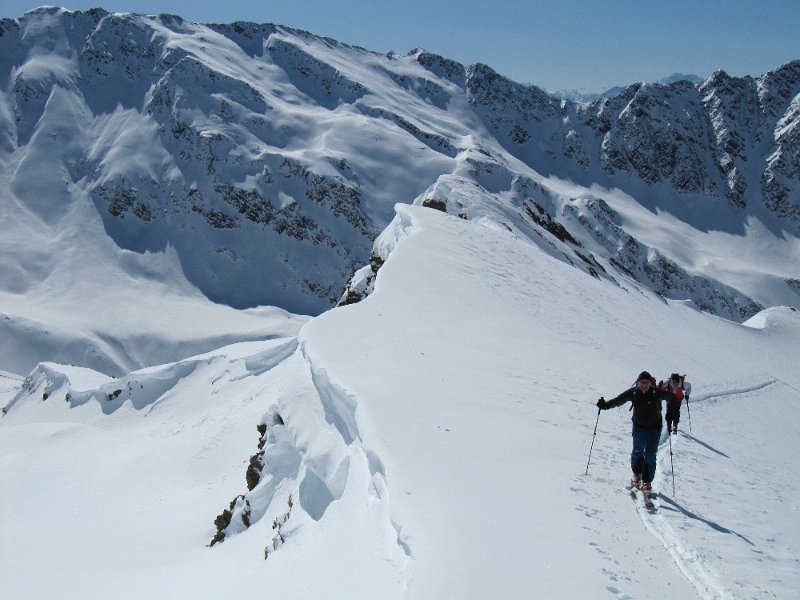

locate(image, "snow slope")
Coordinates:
0 189 309 376
3 202 798 599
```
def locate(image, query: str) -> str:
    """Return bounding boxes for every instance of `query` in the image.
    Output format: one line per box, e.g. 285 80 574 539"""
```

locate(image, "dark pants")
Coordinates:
631 425 661 484
665 400 682 428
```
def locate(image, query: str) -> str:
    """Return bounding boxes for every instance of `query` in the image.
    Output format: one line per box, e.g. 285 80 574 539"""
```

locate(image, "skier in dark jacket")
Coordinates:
596 371 676 493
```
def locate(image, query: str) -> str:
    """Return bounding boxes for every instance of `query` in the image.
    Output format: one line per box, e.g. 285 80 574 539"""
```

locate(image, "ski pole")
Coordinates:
585 405 602 476
686 396 692 432
668 427 676 496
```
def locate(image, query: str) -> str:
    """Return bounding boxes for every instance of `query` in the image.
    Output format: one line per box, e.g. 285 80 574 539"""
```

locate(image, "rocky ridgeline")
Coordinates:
466 60 800 220
1 8 798 318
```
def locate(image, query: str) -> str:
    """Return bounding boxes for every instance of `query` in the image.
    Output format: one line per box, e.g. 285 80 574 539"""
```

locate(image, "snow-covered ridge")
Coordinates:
5 201 798 598
1 331 411 593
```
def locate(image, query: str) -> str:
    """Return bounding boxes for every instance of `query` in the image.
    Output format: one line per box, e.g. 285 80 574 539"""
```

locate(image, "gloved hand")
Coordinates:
596 397 607 409
684 395 689 401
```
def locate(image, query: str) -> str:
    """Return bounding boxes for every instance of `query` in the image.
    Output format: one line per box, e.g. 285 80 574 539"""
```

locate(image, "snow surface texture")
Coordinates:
3 203 799 599
1 8 800 378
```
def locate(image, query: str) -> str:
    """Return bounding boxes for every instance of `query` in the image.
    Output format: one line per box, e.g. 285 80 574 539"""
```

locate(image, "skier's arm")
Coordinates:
598 387 634 410
683 381 691 397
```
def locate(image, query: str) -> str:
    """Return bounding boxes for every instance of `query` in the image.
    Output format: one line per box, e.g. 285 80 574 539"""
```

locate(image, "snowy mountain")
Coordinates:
1 8 800 599
1 7 799 377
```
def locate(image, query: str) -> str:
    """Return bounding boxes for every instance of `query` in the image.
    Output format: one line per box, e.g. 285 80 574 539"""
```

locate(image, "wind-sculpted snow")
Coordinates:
239 338 298 377
3 340 295 415
204 342 403 561
304 356 359 445
742 304 800 330
2 362 114 415
337 200 419 304
2 336 407 578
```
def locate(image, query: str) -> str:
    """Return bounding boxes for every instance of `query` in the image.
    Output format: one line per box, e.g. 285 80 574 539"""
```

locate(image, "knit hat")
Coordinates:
636 371 652 382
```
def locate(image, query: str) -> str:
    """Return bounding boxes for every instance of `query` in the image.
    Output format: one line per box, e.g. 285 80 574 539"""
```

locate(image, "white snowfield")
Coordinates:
2 204 798 599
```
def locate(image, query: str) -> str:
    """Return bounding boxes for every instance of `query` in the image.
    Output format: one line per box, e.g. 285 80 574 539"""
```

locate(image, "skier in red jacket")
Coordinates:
659 373 691 434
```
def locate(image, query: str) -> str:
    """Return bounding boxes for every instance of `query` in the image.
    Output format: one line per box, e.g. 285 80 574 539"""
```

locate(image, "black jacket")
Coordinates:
603 387 676 429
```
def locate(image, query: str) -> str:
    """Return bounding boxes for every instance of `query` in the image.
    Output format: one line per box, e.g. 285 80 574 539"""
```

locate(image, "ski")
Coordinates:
625 483 656 511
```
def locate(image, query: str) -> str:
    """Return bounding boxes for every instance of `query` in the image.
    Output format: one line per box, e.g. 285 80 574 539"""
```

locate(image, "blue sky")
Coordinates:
3 1 799 91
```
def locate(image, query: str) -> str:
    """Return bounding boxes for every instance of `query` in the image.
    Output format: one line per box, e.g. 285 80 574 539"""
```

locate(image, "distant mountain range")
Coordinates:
550 73 705 102
1 8 798 338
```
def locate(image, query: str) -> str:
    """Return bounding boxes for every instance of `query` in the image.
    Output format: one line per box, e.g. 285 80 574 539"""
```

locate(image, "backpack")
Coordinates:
660 373 686 401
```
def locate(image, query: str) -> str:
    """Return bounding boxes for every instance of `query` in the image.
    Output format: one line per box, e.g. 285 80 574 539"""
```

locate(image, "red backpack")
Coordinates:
662 373 685 400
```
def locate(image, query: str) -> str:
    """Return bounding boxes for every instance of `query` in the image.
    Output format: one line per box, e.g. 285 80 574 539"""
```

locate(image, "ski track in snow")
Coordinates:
636 490 736 600
691 379 778 405
640 378 779 600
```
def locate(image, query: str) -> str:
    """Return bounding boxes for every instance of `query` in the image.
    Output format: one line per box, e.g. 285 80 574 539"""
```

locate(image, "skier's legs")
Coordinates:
630 426 646 476
666 401 680 432
641 428 660 483
665 402 678 424
632 425 660 483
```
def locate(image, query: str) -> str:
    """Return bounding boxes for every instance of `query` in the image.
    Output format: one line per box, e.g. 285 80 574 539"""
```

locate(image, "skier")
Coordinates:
659 373 691 434
596 371 676 495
